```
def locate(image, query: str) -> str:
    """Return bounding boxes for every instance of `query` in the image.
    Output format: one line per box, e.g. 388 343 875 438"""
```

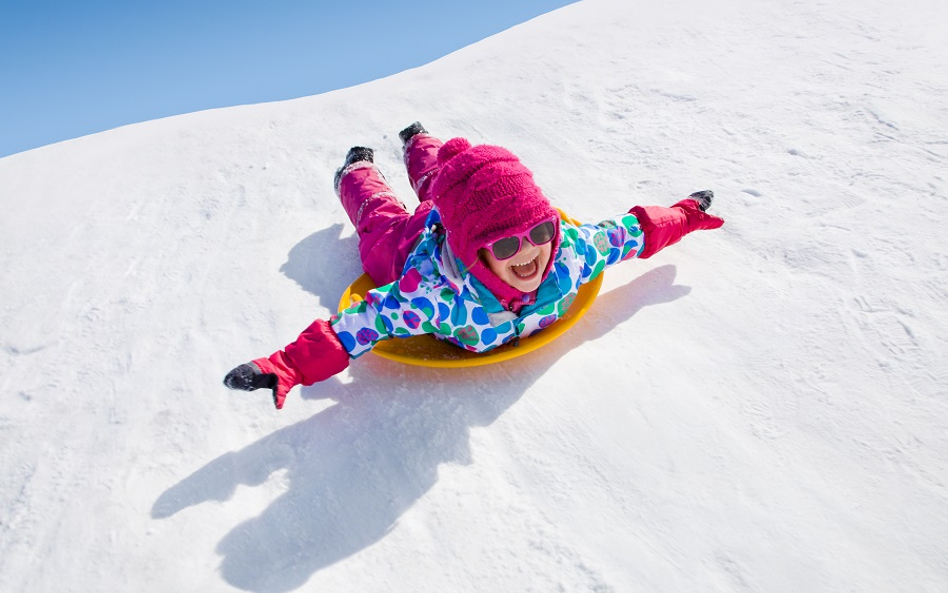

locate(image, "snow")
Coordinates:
2 0 947 591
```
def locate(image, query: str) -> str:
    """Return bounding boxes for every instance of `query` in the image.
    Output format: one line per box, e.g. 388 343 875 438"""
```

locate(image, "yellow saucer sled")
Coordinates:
337 211 602 368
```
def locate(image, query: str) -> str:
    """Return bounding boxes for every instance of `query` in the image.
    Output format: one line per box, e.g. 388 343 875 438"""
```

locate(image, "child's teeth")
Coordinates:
511 257 538 278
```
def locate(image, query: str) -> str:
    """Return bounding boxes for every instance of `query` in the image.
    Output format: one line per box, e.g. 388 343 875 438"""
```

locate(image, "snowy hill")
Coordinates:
2 0 948 591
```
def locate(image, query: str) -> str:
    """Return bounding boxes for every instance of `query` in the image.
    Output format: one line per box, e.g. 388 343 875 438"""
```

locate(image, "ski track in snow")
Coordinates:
2 0 948 591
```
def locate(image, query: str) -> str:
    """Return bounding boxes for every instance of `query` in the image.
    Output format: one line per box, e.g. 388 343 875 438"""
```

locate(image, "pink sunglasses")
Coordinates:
484 216 558 261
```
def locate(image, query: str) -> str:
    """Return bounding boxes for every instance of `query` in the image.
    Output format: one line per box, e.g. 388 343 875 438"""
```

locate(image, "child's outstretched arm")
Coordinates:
223 318 349 409
631 191 724 259
223 269 446 409
571 191 724 284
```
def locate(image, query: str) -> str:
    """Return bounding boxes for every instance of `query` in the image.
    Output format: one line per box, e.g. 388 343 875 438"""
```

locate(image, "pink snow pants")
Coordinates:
337 135 444 287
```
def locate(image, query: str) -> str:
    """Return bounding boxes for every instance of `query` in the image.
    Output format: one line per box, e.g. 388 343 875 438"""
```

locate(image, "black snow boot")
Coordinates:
399 121 428 147
334 146 374 192
689 190 714 212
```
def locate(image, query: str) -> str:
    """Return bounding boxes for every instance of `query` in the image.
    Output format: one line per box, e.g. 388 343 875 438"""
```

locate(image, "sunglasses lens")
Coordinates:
529 221 556 245
491 237 521 260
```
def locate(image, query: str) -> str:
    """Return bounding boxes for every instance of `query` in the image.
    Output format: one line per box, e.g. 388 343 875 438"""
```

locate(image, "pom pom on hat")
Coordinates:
437 137 472 165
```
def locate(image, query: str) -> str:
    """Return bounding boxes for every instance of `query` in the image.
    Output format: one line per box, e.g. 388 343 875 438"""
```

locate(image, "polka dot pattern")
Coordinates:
331 210 643 358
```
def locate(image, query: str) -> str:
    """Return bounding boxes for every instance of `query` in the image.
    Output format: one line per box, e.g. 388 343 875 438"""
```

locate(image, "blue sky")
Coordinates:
0 0 577 158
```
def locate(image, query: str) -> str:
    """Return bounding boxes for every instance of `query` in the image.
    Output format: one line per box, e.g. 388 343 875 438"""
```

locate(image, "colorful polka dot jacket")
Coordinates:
330 208 645 358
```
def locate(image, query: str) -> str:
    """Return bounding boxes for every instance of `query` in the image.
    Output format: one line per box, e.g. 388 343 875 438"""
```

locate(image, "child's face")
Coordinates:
480 240 553 293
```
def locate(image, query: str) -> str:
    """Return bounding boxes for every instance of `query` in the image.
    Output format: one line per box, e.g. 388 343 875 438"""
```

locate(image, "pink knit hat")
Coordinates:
431 137 560 302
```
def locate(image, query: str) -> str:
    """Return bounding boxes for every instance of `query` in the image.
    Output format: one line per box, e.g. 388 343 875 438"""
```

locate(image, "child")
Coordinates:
224 122 724 408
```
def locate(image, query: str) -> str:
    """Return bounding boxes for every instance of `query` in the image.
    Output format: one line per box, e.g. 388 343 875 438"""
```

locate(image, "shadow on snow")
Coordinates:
152 258 688 592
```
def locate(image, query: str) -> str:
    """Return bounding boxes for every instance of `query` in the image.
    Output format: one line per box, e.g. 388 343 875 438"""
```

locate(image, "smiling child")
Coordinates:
224 123 724 408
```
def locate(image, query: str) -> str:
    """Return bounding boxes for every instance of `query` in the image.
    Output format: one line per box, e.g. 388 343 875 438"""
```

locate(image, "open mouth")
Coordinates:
509 255 540 280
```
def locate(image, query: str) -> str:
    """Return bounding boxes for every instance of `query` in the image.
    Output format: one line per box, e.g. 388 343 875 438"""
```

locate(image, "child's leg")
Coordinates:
338 164 433 286
403 134 444 202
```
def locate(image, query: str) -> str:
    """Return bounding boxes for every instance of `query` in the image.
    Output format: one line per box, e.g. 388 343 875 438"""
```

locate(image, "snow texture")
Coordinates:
2 0 947 591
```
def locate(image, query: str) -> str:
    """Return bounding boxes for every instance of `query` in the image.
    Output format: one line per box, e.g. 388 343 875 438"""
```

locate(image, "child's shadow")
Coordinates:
152 265 688 593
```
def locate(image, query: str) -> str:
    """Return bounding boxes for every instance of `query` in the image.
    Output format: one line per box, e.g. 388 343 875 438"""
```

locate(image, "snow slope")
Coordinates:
2 0 947 591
